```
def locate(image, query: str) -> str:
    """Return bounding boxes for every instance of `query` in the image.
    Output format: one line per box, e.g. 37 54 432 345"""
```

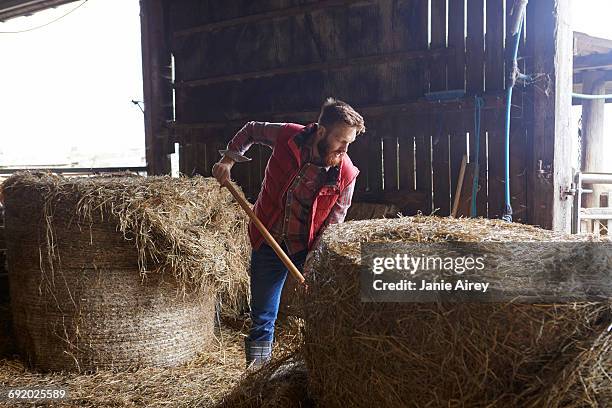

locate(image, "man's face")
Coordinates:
316 124 357 167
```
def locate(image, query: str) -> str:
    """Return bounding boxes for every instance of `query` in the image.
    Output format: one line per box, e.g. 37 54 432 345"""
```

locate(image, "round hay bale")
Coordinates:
279 202 400 319
1 172 250 372
301 216 611 407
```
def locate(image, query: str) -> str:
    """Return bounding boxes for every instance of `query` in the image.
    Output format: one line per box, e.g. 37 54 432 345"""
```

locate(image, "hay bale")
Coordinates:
0 315 305 407
302 216 611 407
279 202 399 318
1 172 250 371
345 202 399 221
0 325 247 408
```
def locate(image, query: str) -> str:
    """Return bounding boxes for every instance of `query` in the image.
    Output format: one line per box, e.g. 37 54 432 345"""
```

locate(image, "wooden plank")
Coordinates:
395 0 429 97
457 162 478 217
171 0 449 87
466 0 485 95
175 47 453 88
485 0 505 93
367 119 383 194
178 130 187 175
574 31 612 57
172 0 355 38
581 71 609 209
382 119 398 191
523 0 536 226
468 105 489 217
431 112 451 216
184 132 195 176
486 109 505 219
504 0 528 223
349 129 370 193
398 115 415 192
191 131 200 176
451 155 468 217
509 120 528 223
449 113 468 210
447 0 466 90
395 0 429 51
192 133 202 175
429 0 447 92
526 0 573 231
140 0 172 175
574 51 612 71
189 128 202 175
175 91 505 127
415 115 432 214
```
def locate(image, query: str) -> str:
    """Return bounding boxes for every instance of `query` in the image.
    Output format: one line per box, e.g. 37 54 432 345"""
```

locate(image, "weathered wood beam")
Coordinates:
581 71 609 209
173 0 359 39
574 70 612 83
527 0 573 231
169 93 505 134
175 47 454 88
140 0 172 175
574 31 612 57
574 51 612 71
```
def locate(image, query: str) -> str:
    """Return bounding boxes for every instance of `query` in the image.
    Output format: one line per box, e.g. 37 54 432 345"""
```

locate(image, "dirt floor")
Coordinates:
0 316 303 408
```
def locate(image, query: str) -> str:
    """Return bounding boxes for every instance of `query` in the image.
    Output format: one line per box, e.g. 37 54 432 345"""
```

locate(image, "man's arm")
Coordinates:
225 121 285 156
323 179 355 228
213 121 284 185
311 179 355 249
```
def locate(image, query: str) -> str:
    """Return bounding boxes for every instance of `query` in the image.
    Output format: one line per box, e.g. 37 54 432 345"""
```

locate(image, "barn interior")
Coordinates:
0 0 610 407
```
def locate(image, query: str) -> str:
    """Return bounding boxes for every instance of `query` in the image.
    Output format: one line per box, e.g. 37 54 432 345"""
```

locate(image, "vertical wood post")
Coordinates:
140 0 173 175
527 0 573 231
581 71 608 209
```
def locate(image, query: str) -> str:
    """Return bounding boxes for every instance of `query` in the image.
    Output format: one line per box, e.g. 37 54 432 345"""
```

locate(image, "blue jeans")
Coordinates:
248 243 307 342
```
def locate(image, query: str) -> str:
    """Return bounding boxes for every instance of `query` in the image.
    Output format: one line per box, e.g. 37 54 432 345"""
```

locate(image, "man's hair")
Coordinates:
317 97 366 135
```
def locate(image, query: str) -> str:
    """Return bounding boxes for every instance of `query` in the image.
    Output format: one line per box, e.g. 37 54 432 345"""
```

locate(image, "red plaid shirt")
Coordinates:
226 121 355 254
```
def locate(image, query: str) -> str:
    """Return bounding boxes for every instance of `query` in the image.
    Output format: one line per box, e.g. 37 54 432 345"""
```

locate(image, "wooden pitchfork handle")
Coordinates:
223 181 306 285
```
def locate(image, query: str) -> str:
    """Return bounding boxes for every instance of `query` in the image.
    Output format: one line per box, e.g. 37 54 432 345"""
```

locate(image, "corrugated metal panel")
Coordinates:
0 0 78 22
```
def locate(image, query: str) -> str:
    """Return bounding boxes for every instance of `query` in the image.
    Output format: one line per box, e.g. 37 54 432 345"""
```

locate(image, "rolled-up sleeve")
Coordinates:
323 179 355 227
226 121 285 156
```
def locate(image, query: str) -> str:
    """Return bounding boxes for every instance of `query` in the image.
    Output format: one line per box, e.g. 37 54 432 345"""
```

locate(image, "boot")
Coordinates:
244 338 273 369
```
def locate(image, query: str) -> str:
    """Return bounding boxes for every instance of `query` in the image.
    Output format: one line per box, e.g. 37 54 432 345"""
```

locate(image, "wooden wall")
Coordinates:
0 211 7 302
154 0 568 225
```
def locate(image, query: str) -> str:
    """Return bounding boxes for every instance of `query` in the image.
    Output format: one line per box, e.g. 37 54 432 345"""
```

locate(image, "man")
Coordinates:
212 97 365 367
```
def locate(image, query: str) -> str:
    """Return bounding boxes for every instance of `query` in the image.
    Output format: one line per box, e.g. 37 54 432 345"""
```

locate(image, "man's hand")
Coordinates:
212 156 235 186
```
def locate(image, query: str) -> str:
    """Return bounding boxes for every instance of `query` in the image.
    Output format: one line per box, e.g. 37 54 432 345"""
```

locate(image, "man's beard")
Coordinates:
316 136 344 167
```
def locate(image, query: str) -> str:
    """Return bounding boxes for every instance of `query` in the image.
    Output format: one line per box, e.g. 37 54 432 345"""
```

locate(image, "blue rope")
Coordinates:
502 17 524 223
471 96 484 217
